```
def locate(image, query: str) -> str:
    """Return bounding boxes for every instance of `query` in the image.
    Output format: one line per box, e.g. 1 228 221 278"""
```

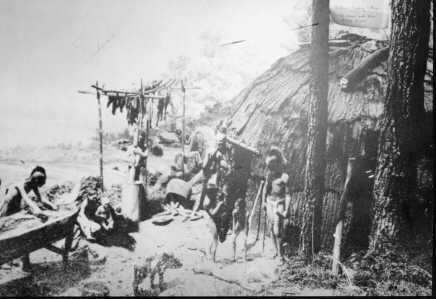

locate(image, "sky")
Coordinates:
0 0 298 148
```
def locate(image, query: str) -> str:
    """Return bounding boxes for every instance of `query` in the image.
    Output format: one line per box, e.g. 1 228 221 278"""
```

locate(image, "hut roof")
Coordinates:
230 36 432 145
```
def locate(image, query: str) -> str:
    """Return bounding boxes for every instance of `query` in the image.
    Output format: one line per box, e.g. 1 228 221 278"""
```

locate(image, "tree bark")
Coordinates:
299 0 329 263
369 0 430 251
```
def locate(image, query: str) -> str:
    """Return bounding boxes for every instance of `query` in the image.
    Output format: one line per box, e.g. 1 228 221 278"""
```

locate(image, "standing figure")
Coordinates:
263 147 291 261
192 131 232 262
122 130 148 222
194 132 230 214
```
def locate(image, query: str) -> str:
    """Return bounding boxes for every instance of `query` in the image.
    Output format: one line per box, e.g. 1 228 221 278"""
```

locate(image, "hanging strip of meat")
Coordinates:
164 93 171 120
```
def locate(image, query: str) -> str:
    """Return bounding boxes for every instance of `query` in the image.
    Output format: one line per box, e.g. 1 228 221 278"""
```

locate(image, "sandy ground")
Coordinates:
0 142 337 296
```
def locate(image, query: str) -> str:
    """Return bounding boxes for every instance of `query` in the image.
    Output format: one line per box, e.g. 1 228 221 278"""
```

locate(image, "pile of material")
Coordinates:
150 202 203 226
75 177 103 205
42 182 74 201
158 131 180 145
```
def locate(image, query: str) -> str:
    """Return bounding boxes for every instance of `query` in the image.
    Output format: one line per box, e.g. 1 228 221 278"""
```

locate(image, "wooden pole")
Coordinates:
244 180 264 241
139 80 143 143
332 220 343 275
262 209 267 253
140 79 148 190
243 179 265 259
253 180 265 241
332 157 356 275
181 79 186 177
96 81 104 191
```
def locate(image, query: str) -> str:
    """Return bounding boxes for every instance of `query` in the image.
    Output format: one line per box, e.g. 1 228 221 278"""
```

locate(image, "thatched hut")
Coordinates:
227 33 433 253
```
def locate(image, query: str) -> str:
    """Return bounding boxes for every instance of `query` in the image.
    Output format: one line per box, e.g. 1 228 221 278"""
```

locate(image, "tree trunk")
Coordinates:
299 0 329 263
369 0 430 251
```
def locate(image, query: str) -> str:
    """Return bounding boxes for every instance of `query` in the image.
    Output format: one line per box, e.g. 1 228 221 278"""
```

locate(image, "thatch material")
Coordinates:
228 34 433 251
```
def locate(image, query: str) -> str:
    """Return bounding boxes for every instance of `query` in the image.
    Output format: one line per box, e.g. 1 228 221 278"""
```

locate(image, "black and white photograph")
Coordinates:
0 0 433 296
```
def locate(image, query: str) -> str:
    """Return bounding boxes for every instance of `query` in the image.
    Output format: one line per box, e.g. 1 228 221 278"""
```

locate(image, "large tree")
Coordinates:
369 0 431 250
299 0 329 263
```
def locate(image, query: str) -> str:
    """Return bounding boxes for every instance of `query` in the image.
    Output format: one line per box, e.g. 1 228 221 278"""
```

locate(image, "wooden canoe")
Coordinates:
0 208 79 266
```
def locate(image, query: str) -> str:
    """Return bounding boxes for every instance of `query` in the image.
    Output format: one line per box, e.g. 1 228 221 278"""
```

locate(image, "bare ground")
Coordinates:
0 144 362 296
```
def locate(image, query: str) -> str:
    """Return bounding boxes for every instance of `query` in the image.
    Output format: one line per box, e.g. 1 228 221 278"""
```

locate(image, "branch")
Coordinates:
192 268 256 293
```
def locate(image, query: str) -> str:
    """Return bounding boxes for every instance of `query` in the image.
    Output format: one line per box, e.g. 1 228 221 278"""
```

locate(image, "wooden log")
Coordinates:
340 47 389 91
332 219 343 275
331 157 356 275
255 181 264 240
243 180 265 256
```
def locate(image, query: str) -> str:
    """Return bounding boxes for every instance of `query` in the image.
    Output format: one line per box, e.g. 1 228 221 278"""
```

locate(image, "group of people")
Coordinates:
196 128 293 262
161 123 293 262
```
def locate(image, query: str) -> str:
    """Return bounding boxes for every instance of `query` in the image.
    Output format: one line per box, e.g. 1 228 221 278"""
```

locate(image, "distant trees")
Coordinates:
299 0 330 263
369 0 431 250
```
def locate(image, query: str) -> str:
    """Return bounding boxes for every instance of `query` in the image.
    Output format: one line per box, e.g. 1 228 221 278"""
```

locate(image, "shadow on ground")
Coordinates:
0 248 90 296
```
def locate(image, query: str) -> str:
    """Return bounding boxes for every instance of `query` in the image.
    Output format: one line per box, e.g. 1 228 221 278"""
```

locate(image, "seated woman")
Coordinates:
77 196 118 241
